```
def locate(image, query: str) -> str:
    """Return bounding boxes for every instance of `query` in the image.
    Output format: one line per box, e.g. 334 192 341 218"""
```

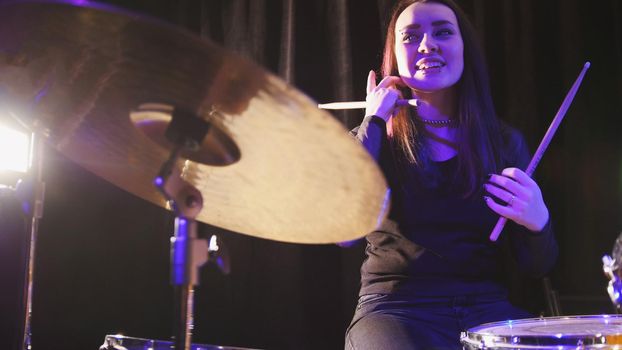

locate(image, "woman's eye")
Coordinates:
436 28 454 37
402 33 421 43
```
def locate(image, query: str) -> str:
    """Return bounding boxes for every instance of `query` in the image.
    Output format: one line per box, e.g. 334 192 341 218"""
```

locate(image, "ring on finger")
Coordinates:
507 195 516 207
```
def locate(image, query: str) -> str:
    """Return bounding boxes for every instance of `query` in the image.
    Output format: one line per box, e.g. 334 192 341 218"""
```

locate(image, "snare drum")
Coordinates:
461 315 622 349
100 334 261 350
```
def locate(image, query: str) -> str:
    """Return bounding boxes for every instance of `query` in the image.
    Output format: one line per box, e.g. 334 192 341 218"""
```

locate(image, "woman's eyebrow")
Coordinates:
398 20 456 32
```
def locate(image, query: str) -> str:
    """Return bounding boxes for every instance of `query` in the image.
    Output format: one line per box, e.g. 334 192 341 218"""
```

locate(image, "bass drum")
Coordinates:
461 315 622 349
100 334 261 350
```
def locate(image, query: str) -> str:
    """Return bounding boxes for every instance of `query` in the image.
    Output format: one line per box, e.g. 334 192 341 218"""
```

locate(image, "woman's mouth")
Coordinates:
415 57 446 71
416 59 446 71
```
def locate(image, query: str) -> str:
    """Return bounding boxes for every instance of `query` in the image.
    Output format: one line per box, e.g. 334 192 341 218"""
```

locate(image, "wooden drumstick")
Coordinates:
489 61 591 241
318 99 419 110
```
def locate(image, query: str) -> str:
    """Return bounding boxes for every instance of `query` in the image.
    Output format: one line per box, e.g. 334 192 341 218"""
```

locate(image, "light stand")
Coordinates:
0 115 46 350
17 131 45 350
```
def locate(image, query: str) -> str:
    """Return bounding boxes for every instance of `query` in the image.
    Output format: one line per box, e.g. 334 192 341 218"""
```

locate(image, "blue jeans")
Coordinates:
344 293 532 350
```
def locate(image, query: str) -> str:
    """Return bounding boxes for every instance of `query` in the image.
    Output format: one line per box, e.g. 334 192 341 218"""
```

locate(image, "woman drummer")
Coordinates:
344 0 558 348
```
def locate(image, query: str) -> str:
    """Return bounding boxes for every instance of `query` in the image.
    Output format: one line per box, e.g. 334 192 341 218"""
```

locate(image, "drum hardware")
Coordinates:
206 234 230 275
152 104 226 350
542 276 562 317
100 334 261 350
131 103 241 167
602 233 622 309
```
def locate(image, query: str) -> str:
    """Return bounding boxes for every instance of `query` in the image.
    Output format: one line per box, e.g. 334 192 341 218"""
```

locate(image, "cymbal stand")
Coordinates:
154 110 210 350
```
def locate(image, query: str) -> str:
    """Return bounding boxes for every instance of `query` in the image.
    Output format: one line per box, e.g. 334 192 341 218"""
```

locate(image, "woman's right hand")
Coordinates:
365 70 404 122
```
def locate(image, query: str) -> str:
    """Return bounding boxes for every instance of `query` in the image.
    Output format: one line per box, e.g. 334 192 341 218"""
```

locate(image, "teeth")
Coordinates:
418 62 444 70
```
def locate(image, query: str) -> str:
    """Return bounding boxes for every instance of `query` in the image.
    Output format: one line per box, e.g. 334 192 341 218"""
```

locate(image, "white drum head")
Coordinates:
461 315 622 349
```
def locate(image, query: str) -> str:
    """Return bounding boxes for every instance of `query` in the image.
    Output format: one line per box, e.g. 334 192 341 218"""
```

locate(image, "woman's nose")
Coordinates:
418 33 438 53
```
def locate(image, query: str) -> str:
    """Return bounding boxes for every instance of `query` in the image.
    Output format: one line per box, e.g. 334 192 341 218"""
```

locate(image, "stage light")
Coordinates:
0 124 31 174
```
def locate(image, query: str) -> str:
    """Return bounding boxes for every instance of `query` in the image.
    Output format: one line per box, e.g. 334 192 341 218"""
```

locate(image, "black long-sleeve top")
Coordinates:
354 115 558 298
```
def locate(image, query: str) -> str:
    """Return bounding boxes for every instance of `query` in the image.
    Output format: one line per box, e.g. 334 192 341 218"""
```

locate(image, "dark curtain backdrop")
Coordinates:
17 0 621 349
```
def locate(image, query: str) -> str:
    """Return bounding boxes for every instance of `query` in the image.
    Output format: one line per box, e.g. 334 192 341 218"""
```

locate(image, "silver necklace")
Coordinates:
416 117 456 127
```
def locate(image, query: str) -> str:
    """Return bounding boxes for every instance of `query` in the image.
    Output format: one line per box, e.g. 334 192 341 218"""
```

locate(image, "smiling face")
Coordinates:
394 2 464 94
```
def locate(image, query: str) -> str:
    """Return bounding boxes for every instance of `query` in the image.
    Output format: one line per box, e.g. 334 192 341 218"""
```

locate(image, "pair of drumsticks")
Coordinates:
319 62 591 241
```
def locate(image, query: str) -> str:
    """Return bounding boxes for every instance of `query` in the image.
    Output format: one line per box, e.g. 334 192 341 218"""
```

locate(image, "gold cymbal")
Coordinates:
0 1 389 244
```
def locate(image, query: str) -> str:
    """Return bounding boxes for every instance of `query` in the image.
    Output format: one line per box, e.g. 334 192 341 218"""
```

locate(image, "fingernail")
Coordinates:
483 196 490 201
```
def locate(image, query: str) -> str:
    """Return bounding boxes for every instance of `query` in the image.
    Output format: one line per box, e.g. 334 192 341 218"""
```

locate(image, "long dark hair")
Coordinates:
382 0 501 196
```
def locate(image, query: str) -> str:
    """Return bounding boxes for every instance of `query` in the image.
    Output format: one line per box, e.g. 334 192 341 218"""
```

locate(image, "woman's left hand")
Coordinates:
484 168 549 232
